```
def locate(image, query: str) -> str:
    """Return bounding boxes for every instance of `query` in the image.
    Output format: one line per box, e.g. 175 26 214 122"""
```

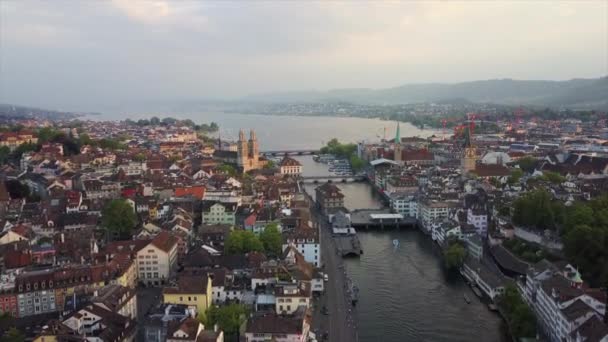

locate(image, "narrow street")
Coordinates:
310 202 358 342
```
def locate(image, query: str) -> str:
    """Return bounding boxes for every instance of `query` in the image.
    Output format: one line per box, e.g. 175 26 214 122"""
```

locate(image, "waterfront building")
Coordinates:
530 273 607 342
417 200 453 228
283 226 321 267
461 256 506 301
431 220 461 246
136 231 179 286
279 156 303 175
314 182 344 214
465 234 483 260
389 193 418 218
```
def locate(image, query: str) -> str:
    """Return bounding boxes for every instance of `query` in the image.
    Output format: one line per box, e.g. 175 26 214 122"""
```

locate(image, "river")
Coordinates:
297 154 504 342
94 111 503 341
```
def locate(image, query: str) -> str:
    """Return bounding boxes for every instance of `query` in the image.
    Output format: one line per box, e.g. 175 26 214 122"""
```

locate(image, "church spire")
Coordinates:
395 122 400 144
238 129 246 142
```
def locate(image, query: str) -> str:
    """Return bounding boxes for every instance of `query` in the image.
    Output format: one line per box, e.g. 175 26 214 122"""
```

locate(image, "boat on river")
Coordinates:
393 239 400 248
471 286 483 298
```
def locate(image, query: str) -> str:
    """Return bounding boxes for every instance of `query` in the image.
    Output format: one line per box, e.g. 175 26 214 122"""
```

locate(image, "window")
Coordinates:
188 296 191 301
180 297 183 301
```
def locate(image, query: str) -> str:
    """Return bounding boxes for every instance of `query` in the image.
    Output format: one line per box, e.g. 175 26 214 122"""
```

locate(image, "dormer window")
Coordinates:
26 284 30 291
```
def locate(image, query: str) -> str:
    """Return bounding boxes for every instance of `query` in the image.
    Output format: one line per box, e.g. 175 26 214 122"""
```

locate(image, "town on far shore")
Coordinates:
0 108 607 342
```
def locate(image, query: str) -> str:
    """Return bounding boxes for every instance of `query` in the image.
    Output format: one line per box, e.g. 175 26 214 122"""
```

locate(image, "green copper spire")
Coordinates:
395 122 400 143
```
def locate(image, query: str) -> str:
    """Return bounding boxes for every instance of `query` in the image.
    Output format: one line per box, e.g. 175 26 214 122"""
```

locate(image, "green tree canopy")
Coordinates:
101 199 137 240
225 230 263 255
498 285 536 339
2 327 25 342
541 171 566 184
512 189 562 230
443 240 466 270
259 223 283 256
204 304 249 340
517 156 537 173
218 164 237 177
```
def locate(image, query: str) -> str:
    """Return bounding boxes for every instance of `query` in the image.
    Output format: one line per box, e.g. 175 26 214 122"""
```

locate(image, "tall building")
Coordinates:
237 129 262 172
394 122 402 164
461 127 477 173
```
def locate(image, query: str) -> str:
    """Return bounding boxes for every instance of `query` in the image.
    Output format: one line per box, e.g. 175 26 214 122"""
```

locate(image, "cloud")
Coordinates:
0 0 606 111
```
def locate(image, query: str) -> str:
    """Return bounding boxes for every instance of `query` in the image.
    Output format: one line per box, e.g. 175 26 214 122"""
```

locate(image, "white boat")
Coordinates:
392 239 399 248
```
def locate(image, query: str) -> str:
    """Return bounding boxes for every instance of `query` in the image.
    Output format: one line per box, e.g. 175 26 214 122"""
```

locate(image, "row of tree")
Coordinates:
124 117 219 132
320 138 366 172
224 224 283 257
498 285 537 339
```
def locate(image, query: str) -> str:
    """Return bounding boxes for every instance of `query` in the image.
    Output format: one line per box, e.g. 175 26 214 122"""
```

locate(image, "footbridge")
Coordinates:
260 149 319 156
299 175 366 184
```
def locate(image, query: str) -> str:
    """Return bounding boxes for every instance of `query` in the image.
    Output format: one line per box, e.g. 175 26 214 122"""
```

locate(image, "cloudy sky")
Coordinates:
0 1 606 111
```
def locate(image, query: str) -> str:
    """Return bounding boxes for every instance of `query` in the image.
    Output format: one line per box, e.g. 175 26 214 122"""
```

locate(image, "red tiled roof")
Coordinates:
150 231 178 253
174 186 205 200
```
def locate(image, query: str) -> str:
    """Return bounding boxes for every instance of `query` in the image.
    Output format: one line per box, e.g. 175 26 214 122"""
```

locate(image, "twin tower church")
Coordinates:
214 129 266 172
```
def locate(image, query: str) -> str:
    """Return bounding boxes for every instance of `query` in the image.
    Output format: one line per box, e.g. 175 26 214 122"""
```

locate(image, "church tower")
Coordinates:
237 129 248 169
248 129 260 169
394 122 402 164
461 126 477 173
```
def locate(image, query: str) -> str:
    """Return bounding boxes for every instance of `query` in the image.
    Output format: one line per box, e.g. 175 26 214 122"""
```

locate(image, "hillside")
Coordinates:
245 77 608 109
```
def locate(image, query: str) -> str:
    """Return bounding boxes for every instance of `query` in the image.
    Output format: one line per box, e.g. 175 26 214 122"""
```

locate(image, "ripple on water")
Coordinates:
345 230 504 342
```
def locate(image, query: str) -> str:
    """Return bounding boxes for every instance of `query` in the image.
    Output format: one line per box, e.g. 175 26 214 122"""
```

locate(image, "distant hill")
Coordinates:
245 77 608 109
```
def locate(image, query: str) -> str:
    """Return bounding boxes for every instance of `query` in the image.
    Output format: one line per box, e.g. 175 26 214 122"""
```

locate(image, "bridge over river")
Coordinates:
299 175 367 184
260 149 319 156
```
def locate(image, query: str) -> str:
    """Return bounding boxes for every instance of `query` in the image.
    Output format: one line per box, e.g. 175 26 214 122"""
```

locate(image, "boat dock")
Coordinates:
335 235 363 257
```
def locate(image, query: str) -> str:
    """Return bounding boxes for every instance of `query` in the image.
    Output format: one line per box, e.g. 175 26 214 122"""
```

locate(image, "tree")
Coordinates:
507 169 523 185
517 156 537 173
5 180 29 199
37 127 60 144
79 133 93 146
218 164 237 177
225 230 263 255
263 160 276 169
498 285 536 339
512 189 561 230
0 146 10 164
2 327 25 342
101 199 137 240
150 116 161 125
563 225 607 287
541 171 565 184
259 223 283 256
443 240 466 270
349 155 366 172
133 153 146 162
205 304 249 339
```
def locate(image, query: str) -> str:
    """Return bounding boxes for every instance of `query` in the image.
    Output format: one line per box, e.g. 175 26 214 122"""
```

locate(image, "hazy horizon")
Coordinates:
1 1 606 112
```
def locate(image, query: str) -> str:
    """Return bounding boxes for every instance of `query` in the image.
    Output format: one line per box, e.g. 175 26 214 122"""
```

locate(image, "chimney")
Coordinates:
61 233 65 243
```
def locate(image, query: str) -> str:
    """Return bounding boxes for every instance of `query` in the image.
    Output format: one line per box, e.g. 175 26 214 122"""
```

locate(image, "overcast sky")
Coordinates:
0 1 606 111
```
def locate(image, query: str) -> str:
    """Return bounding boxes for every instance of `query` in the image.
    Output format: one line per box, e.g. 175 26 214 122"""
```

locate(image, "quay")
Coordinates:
334 236 363 257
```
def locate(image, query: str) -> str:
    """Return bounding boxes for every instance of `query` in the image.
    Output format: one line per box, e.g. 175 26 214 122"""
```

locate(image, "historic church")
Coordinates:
213 129 266 172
